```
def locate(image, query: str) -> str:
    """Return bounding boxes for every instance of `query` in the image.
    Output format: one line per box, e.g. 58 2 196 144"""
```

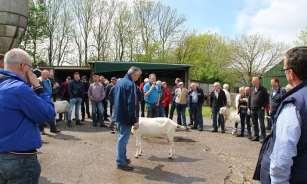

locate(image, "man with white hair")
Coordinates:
113 66 142 171
210 82 227 133
0 48 55 184
39 69 60 133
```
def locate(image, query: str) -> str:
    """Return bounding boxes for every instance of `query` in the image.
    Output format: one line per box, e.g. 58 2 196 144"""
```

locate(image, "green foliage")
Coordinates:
174 33 239 86
295 27 307 46
21 1 48 64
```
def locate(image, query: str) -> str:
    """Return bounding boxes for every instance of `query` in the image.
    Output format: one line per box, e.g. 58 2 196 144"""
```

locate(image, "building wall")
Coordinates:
262 62 287 91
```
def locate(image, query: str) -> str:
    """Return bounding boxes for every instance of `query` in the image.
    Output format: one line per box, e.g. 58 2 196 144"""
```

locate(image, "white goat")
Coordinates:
54 100 70 114
132 117 179 159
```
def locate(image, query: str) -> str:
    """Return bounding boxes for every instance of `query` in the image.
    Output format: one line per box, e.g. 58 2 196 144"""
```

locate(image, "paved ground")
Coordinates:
38 118 261 184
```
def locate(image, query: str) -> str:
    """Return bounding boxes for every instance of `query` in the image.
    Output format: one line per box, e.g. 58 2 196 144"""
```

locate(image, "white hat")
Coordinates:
178 82 184 86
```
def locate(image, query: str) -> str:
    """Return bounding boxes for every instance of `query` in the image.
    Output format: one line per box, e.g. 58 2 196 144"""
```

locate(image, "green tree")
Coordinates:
21 1 48 65
295 27 307 46
174 33 237 85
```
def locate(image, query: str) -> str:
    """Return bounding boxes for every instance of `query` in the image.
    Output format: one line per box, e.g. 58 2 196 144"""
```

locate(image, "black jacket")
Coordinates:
250 86 269 109
188 87 205 106
270 87 286 116
68 80 84 99
209 89 227 109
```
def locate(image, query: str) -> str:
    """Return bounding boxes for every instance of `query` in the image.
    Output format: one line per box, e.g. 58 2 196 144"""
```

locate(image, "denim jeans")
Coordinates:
116 123 132 166
212 107 225 131
190 103 203 129
68 97 82 121
0 154 41 184
146 103 158 118
91 101 104 126
158 106 165 117
176 104 187 126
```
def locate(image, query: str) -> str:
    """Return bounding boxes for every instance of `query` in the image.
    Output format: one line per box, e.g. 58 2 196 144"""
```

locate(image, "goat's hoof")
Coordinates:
134 155 139 159
168 156 174 160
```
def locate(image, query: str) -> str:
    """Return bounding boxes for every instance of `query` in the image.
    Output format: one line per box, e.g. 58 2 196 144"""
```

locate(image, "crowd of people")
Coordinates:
1 46 307 182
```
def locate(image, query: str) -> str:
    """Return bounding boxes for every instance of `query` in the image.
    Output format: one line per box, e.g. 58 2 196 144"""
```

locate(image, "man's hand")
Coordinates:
133 122 139 130
26 70 41 88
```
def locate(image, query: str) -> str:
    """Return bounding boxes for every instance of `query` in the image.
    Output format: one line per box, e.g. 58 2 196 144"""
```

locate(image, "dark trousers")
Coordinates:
169 101 176 119
190 103 203 129
251 108 266 139
146 103 158 118
81 96 90 120
164 105 169 118
0 154 41 184
141 100 145 117
212 108 225 131
176 104 187 126
109 102 114 117
39 120 57 132
103 99 108 120
239 110 251 136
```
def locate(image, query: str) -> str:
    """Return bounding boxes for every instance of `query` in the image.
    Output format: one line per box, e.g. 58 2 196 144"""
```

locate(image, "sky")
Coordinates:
162 0 307 44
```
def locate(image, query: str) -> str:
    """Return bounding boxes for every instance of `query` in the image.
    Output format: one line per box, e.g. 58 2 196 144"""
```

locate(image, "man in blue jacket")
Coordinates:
113 66 142 171
0 48 55 184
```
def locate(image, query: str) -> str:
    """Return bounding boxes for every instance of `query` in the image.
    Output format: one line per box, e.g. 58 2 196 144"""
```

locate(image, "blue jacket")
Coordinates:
0 69 55 152
112 74 138 126
143 82 161 104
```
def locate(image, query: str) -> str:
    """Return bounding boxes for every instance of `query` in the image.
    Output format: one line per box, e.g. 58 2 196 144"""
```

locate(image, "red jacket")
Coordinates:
161 87 172 108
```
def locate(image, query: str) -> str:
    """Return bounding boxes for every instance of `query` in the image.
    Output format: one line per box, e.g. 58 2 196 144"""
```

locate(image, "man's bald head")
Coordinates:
41 70 50 80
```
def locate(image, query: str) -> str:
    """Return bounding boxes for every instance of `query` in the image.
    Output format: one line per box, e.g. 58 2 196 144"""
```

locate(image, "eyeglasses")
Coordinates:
280 67 292 73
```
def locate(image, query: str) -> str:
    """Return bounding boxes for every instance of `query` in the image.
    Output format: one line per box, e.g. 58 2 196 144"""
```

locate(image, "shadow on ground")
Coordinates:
133 165 206 184
44 132 81 141
148 155 202 163
40 177 64 184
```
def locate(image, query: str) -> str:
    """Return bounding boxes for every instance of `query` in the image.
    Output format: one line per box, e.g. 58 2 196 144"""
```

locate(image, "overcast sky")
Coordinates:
162 0 307 43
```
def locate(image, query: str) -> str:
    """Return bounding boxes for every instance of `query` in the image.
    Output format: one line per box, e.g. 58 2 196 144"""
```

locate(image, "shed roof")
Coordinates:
91 61 191 73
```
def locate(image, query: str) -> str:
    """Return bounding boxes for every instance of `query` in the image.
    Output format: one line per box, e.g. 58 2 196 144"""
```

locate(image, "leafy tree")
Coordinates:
295 27 307 46
174 33 237 85
21 1 48 65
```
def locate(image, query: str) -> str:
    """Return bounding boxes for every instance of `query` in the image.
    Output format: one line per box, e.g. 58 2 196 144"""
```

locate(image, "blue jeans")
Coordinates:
68 97 82 121
176 104 187 126
190 103 203 129
212 107 225 131
116 123 132 166
91 101 104 126
146 103 158 118
0 154 41 184
158 106 165 117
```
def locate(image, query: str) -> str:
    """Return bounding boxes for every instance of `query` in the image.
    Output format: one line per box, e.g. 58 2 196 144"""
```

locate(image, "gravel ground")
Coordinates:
38 118 261 184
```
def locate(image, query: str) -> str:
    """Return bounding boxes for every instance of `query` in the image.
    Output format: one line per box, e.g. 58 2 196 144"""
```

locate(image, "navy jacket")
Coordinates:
209 89 227 109
255 81 307 183
0 69 55 152
68 79 84 98
188 87 205 106
112 74 138 126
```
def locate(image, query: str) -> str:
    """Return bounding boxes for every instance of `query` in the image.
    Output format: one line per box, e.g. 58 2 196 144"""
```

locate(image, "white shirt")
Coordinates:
270 103 301 184
235 94 241 110
223 89 231 106
191 91 198 103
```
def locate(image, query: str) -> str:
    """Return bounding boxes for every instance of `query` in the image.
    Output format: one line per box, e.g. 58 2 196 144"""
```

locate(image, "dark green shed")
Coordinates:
262 61 287 90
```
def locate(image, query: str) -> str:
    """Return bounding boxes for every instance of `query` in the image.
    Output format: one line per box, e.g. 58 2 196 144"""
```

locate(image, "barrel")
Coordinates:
0 0 28 55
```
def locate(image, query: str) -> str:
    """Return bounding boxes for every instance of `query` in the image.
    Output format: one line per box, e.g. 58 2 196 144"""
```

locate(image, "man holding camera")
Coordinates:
143 73 161 118
0 48 55 184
